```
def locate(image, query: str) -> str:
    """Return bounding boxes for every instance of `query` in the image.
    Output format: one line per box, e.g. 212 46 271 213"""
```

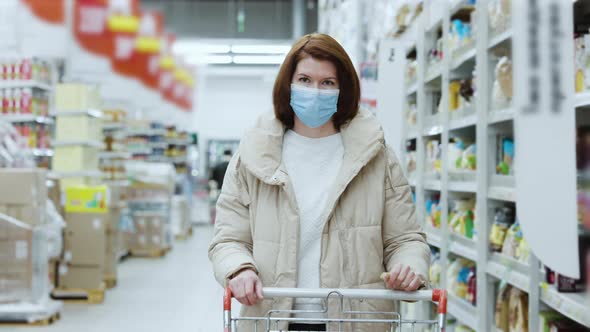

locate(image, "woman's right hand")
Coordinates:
229 269 263 306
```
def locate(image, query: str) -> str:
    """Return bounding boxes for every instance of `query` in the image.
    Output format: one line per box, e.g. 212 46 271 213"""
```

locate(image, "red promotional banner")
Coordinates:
73 0 111 57
21 0 65 24
159 32 176 105
109 1 141 78
135 12 164 90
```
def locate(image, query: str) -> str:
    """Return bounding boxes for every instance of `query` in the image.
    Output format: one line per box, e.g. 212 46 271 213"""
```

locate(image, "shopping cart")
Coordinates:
223 287 448 332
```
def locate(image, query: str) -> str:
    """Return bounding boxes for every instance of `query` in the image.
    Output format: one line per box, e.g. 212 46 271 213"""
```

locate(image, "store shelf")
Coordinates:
488 107 515 125
0 114 54 124
128 148 153 155
48 170 103 179
540 283 590 327
52 140 104 149
488 29 512 49
425 225 442 248
422 124 443 136
0 80 52 91
449 113 477 131
451 45 476 70
406 81 418 96
425 64 442 83
98 151 131 159
126 129 167 137
166 138 191 145
447 293 478 331
53 109 103 118
486 253 531 292
449 233 477 261
450 0 475 14
30 148 54 157
406 128 418 140
575 91 590 108
102 122 126 131
424 179 442 191
448 180 477 193
487 186 515 202
103 179 130 187
149 142 169 149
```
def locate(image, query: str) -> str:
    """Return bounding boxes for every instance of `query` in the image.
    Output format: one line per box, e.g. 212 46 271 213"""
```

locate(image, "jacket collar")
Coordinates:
239 108 385 185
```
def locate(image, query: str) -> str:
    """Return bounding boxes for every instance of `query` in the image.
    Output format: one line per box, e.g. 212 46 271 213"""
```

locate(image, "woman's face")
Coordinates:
292 56 339 90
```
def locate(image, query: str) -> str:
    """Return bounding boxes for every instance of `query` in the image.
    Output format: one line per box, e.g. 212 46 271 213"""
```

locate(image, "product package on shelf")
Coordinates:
449 9 476 58
425 192 442 229
101 109 128 182
488 0 511 37
0 57 52 84
448 198 476 241
0 121 36 168
448 137 477 174
496 135 514 176
491 56 513 111
449 77 475 117
539 310 589 332
495 284 528 332
447 258 477 306
429 249 442 289
0 214 49 304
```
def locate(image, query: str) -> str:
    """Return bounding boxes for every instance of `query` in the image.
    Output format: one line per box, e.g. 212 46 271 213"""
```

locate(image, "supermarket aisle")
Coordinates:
15 225 224 332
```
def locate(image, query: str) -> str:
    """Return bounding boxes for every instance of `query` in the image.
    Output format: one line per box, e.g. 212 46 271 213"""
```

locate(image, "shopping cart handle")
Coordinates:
224 286 447 314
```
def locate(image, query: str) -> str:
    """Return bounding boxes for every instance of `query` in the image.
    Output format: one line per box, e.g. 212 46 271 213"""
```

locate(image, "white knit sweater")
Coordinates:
282 130 344 315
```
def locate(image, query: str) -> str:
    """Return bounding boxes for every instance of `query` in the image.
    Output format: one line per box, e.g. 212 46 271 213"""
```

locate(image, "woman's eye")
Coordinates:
299 77 310 83
323 81 335 86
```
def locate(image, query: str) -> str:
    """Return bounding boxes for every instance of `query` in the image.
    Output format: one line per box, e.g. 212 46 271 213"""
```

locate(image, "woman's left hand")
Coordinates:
383 263 423 291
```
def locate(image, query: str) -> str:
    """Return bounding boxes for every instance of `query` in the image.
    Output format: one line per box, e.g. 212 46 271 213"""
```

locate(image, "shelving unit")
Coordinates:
388 1 586 330
0 80 52 91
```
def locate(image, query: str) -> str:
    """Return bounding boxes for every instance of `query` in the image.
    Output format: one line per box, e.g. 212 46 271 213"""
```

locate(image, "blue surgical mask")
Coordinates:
289 84 339 128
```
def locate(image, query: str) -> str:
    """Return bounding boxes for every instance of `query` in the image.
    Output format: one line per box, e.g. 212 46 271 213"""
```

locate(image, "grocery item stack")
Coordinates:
55 186 109 297
0 168 63 322
100 109 129 182
52 83 103 188
126 161 175 257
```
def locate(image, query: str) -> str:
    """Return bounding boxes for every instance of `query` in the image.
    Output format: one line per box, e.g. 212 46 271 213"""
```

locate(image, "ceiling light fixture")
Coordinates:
232 55 286 65
231 45 291 54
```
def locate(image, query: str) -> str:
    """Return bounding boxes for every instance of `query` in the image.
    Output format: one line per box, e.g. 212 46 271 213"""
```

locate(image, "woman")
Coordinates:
209 33 430 331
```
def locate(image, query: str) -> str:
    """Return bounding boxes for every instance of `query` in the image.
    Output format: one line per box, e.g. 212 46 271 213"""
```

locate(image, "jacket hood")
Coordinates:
239 108 386 184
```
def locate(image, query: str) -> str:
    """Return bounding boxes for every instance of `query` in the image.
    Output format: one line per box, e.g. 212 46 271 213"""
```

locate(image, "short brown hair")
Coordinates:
273 33 360 129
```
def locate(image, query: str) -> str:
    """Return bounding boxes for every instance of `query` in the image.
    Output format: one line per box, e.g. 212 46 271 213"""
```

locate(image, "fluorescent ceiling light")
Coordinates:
173 42 231 55
185 55 233 65
233 55 286 65
231 45 291 54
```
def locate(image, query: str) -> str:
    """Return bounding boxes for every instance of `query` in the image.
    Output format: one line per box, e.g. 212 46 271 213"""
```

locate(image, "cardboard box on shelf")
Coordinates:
58 264 103 290
63 213 106 266
0 168 47 206
53 146 99 173
55 83 100 111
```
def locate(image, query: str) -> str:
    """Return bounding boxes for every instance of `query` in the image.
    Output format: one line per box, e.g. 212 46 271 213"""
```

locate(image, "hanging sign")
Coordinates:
21 0 65 24
513 0 579 277
108 0 140 78
73 0 112 57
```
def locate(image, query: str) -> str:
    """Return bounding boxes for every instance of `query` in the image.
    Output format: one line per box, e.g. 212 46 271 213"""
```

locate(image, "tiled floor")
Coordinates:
13 225 230 332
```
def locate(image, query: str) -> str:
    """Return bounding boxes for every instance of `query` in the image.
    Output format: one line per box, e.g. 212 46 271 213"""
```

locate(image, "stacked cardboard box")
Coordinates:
127 183 171 255
53 83 102 188
0 217 47 303
0 168 48 226
58 186 108 290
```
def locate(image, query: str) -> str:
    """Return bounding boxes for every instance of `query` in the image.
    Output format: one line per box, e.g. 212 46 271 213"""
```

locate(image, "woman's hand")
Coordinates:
382 263 424 291
229 269 263 306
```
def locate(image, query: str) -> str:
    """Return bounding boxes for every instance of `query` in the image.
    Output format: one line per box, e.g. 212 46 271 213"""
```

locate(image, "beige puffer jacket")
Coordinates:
209 109 430 331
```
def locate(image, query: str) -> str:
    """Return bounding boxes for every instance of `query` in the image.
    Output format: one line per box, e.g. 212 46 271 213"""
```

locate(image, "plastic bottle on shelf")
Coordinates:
6 89 14 113
11 58 21 80
20 58 32 81
1 58 8 80
1 89 8 114
13 89 21 114
21 88 32 114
